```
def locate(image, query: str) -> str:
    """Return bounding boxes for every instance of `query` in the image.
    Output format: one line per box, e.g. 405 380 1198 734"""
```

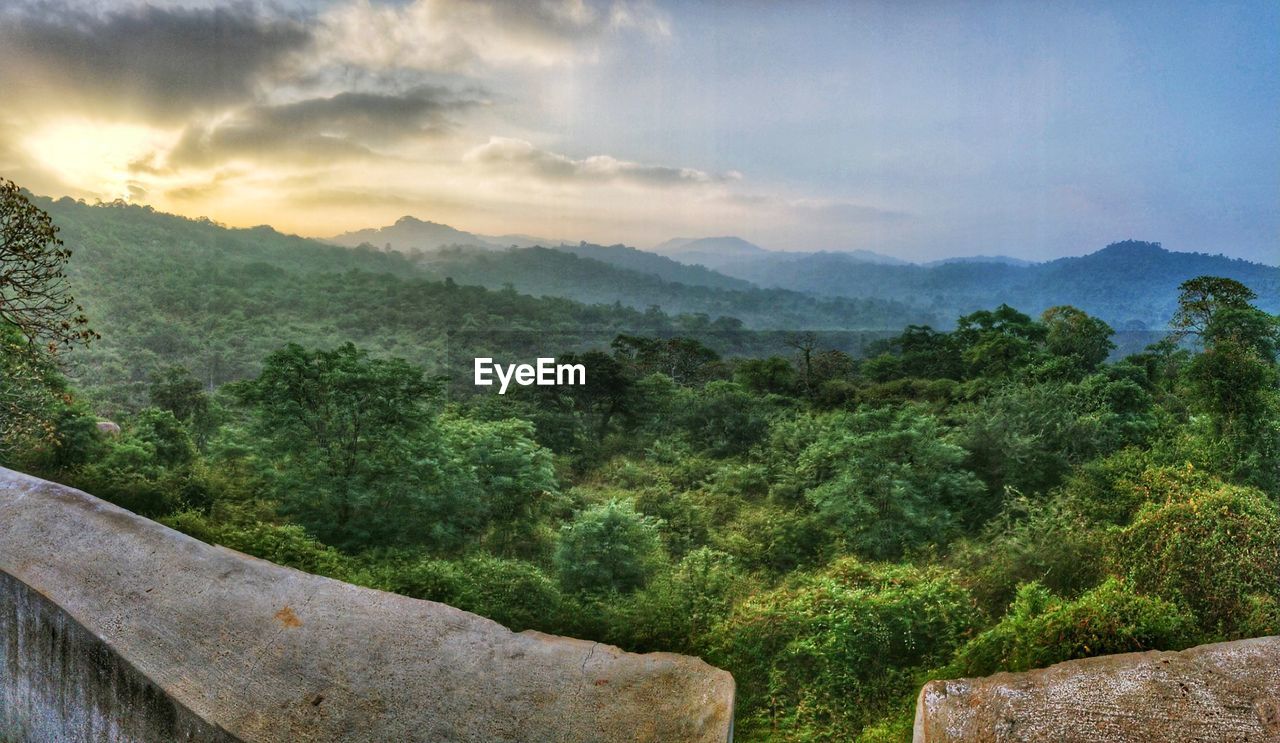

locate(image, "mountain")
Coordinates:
718 240 1278 330
487 233 563 249
31 197 937 408
331 219 754 290
415 246 932 330
833 249 910 266
654 236 769 257
925 255 1037 267
656 237 908 274
37 192 1276 406
329 216 499 252
552 242 752 290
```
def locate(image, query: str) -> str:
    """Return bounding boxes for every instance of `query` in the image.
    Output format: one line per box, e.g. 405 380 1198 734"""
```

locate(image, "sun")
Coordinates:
21 119 174 202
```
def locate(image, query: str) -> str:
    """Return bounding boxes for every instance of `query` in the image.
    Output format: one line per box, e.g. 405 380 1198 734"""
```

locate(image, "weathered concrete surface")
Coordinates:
0 467 735 742
914 637 1280 742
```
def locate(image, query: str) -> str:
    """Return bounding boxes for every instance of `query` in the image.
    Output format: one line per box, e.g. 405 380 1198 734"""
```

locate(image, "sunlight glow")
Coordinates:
22 120 174 202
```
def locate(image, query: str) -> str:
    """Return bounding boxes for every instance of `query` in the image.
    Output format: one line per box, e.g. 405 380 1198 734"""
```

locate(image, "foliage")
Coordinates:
950 579 1195 677
555 499 665 595
1117 480 1280 638
0 323 67 459
711 559 978 740
792 407 986 559
0 180 96 349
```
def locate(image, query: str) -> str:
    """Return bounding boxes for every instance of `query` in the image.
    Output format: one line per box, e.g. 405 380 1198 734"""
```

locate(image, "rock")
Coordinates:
914 637 1280 742
0 467 735 743
95 420 121 435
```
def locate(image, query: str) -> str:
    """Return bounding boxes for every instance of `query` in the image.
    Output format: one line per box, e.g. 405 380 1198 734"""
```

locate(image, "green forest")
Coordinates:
4 183 1280 741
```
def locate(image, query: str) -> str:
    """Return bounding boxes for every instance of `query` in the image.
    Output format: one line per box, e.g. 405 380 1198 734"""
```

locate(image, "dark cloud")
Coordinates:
245 87 483 143
0 2 311 120
168 86 482 167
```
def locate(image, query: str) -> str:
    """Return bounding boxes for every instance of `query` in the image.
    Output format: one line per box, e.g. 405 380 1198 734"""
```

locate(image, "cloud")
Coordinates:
723 192 910 225
0 2 311 120
168 86 484 167
464 137 731 187
315 0 670 72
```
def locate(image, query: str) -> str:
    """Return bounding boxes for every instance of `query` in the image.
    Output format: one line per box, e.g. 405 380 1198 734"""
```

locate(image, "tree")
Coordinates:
711 559 977 740
1170 276 1257 341
785 332 818 394
558 350 635 441
555 499 665 594
954 305 1046 378
236 343 476 550
797 406 986 558
0 180 96 350
0 322 64 457
951 579 1194 678
961 381 1120 502
734 356 797 396
1041 305 1115 375
149 365 210 424
679 381 772 457
611 334 720 386
1174 281 1280 490
441 417 558 559
149 365 215 445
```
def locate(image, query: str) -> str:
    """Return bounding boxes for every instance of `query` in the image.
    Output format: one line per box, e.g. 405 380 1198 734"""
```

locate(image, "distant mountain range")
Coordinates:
416 246 927 329
924 255 1037 267
654 236 769 259
653 235 908 272
713 240 1277 330
328 216 561 252
27 196 1279 406
330 216 500 251
326 216 1277 331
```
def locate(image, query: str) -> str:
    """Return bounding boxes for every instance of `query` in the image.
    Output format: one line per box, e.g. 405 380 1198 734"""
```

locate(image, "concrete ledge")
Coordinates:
914 636 1280 742
0 467 735 742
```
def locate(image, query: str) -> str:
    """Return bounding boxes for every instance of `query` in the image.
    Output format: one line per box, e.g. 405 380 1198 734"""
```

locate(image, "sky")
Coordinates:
0 0 1276 263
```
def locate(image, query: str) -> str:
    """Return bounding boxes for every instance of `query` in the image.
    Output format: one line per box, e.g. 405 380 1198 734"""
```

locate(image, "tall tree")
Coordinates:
236 343 476 549
1170 276 1257 341
0 179 96 350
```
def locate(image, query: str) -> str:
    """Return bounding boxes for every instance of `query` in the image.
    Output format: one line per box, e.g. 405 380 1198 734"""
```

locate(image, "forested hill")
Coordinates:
551 242 752 290
709 240 1279 329
414 246 923 329
327 214 1276 331
33 197 928 411
329 215 503 251
35 197 674 410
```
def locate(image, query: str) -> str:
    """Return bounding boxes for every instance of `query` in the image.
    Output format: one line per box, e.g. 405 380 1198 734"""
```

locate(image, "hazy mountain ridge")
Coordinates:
653 236 769 257
53 199 1279 345
329 216 501 252
709 240 1277 329
655 236 907 272
416 246 930 329
553 242 753 290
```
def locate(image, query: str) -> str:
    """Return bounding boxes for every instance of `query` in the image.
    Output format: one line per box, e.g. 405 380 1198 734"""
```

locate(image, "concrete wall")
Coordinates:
914 636 1280 742
0 467 735 743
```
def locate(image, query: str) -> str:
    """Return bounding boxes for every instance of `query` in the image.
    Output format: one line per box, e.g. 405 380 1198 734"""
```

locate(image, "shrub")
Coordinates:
1117 482 1280 637
709 558 978 740
555 499 665 594
950 579 1196 677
